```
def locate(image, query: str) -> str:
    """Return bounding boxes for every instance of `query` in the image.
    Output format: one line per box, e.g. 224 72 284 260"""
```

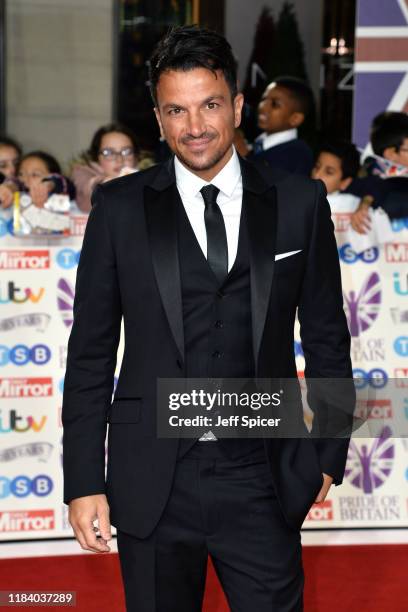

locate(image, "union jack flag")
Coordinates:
353 0 408 148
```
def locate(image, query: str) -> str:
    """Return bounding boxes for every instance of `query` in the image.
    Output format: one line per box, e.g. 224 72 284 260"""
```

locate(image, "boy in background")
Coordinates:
312 141 361 212
249 76 315 176
349 111 408 232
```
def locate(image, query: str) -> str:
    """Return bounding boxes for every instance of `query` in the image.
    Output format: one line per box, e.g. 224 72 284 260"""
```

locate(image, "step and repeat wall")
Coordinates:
0 206 407 540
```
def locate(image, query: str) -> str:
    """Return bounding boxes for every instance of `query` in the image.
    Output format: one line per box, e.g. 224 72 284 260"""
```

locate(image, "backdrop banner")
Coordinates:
0 205 407 540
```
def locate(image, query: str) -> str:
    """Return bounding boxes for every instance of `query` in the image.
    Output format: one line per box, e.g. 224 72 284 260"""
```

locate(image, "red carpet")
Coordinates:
1 545 406 611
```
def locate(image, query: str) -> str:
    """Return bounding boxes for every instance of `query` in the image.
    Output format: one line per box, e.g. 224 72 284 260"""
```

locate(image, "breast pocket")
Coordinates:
108 398 142 423
274 250 305 278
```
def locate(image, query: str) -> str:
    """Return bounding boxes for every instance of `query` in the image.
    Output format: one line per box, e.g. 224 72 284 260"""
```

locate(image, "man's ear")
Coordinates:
289 111 305 128
154 107 165 140
339 176 353 191
233 93 244 129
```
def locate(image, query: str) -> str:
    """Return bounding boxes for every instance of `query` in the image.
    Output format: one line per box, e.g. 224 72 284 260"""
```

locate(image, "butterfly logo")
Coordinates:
343 272 381 337
345 426 394 493
57 278 74 328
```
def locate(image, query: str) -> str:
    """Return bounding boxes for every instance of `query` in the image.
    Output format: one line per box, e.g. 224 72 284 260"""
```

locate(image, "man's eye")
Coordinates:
207 102 218 109
169 108 182 115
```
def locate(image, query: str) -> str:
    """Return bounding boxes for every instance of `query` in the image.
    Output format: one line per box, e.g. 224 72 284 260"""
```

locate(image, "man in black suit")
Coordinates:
63 26 352 611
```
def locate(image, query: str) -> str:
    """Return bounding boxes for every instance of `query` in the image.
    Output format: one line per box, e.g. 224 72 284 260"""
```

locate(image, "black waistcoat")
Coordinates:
176 195 263 459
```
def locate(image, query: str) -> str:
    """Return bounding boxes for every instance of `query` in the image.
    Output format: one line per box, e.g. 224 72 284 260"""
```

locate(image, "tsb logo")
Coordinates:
306 500 333 521
0 345 51 366
0 475 53 498
339 244 379 264
353 368 388 389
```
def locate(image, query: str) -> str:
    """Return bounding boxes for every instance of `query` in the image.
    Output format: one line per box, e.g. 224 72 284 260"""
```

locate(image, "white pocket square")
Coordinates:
275 249 302 261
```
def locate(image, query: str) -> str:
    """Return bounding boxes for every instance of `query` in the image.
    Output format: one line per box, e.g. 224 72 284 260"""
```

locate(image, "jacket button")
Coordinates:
216 291 226 299
212 350 221 358
214 320 224 329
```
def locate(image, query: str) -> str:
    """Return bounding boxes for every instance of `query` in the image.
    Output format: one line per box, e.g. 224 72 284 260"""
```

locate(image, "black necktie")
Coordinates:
200 184 228 284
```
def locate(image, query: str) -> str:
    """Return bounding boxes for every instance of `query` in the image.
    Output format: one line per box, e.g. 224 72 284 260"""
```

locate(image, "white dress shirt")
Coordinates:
174 147 242 272
257 128 298 152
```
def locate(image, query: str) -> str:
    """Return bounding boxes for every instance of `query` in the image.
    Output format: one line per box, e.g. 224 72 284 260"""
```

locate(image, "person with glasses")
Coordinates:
71 123 153 213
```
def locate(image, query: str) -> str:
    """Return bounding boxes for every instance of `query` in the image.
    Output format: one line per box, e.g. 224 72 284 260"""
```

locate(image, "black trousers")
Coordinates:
117 442 304 612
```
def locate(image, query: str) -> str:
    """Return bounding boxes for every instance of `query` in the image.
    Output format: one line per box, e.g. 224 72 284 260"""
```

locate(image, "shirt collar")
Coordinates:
259 128 298 151
174 147 241 198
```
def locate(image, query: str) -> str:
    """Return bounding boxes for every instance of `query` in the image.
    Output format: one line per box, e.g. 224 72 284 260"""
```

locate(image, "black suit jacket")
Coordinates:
62 156 352 537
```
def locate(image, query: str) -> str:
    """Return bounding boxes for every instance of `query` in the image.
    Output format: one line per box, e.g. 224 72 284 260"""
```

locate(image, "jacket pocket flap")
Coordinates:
108 399 142 423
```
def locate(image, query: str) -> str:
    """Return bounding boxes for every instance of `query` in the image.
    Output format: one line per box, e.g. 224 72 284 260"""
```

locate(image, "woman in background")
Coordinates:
71 123 152 213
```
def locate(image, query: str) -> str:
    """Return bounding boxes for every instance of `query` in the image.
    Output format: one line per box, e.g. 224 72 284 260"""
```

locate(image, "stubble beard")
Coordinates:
176 139 232 174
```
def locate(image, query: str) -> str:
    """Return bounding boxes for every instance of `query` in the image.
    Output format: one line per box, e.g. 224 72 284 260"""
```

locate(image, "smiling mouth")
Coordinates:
184 137 214 150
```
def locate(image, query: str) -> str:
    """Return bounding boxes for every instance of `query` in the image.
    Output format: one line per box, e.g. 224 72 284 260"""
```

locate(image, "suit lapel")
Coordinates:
240 158 278 373
144 160 185 364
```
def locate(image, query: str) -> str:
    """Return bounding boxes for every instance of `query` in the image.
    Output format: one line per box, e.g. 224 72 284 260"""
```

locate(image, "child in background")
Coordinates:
349 111 408 232
312 141 361 212
71 123 147 213
0 136 22 209
249 76 315 176
17 151 76 207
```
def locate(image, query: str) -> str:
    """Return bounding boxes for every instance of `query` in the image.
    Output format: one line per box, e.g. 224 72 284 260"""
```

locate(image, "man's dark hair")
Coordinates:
272 76 315 118
0 135 23 157
87 123 139 162
317 141 361 180
371 111 408 156
149 25 238 106
20 150 62 174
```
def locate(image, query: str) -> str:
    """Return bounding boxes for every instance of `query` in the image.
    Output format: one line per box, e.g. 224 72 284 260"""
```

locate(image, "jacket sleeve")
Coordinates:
298 179 354 485
62 184 122 503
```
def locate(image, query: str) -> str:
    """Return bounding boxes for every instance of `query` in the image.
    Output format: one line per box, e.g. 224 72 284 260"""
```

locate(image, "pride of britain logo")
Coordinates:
343 272 381 337
57 279 74 328
345 426 394 494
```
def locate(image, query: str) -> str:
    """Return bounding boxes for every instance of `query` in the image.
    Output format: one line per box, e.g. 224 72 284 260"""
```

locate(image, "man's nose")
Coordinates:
187 111 206 137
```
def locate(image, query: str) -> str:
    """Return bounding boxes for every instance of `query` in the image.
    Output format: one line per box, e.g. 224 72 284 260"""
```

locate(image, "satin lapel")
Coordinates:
144 181 185 364
243 185 278 373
